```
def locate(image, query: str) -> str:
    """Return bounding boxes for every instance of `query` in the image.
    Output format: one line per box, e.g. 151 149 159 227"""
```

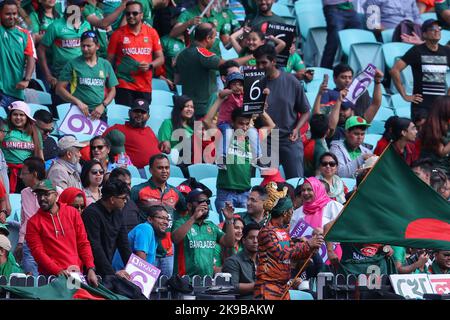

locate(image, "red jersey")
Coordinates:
107 24 162 93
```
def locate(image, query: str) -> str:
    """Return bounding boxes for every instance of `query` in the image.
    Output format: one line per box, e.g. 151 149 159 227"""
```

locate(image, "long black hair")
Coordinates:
171 95 194 131
37 0 60 25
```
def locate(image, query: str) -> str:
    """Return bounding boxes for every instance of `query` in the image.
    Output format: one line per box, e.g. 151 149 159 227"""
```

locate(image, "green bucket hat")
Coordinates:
32 179 57 192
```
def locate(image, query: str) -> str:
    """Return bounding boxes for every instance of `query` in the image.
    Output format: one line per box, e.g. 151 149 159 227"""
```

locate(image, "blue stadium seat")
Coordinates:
209 196 217 212
147 114 168 135
390 94 410 113
338 29 378 57
341 177 356 191
220 42 238 60
373 107 395 122
188 163 218 180
363 134 382 151
170 165 185 179
24 89 52 105
107 104 130 120
439 29 450 45
127 165 141 178
167 177 185 186
151 90 174 106
305 67 333 93
206 210 220 225
7 193 21 252
289 290 314 300
286 177 303 187
27 103 49 115
131 177 147 187
199 177 217 196
382 42 413 69
381 29 394 43
420 12 437 21
151 105 173 120
107 117 126 126
272 2 294 18
251 177 263 186
152 78 171 92
348 42 384 74
0 108 6 118
367 120 385 135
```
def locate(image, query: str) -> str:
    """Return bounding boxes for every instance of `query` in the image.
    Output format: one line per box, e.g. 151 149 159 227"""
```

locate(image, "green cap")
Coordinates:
0 223 9 236
32 179 57 192
105 129 125 156
345 116 371 130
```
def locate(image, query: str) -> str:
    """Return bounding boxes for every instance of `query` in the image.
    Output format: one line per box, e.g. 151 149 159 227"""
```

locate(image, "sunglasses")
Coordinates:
126 11 141 16
91 145 105 151
90 169 105 175
72 204 86 210
115 195 128 201
41 128 54 134
196 199 211 205
321 161 337 168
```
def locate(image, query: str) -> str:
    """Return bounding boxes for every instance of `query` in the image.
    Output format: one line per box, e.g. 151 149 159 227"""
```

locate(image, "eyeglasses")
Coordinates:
72 204 86 210
153 216 170 221
90 169 105 175
82 31 97 39
39 127 54 134
91 145 105 151
427 26 442 32
196 199 211 205
115 195 128 201
320 161 337 168
34 191 56 198
131 109 147 114
126 11 141 16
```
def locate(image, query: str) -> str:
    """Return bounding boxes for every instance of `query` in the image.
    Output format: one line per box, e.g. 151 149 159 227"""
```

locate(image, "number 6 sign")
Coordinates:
243 69 266 115
344 64 377 104
59 104 108 138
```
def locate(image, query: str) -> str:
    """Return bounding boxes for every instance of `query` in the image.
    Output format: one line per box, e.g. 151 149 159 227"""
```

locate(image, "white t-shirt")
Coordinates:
290 200 343 233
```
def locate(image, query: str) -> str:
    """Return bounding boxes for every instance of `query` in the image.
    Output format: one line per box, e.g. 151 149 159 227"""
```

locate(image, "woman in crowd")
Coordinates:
2 102 43 193
430 168 450 201
89 136 112 172
374 115 399 155
214 215 245 273
30 0 60 44
80 160 104 206
59 187 88 214
316 153 347 204
390 117 419 165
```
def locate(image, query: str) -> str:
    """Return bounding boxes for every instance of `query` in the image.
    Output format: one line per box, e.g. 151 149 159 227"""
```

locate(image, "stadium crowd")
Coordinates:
0 0 449 300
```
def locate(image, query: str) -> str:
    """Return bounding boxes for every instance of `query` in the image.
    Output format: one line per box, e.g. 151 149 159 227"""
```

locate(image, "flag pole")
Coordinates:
280 144 391 299
188 0 216 34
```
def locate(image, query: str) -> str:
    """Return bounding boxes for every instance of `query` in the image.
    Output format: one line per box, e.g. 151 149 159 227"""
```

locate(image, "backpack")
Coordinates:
392 19 422 43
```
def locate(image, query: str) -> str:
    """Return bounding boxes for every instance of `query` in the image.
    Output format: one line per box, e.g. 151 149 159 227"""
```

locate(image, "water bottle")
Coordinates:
117 152 126 167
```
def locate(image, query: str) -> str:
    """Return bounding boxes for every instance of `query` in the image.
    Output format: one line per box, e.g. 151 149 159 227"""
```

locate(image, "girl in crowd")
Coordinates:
30 0 60 44
214 215 245 273
316 153 347 204
59 187 88 214
80 160 104 206
390 117 419 165
374 115 398 155
3 102 43 193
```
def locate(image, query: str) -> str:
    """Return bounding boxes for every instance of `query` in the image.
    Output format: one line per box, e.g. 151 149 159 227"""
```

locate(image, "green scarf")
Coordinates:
0 252 23 278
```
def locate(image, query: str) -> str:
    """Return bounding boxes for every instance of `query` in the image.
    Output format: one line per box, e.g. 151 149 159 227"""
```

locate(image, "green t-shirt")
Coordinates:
177 6 228 57
0 253 23 278
41 18 92 77
0 25 36 100
175 45 221 117
2 127 43 164
29 11 56 34
214 242 242 268
83 4 109 58
217 136 252 191
220 9 240 35
172 216 224 277
345 141 362 161
284 52 305 73
59 56 118 111
160 35 186 81
158 118 194 149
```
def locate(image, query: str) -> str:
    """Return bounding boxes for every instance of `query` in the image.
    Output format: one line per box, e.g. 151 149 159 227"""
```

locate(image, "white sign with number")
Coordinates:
125 254 161 299
243 69 266 115
344 64 376 105
390 274 434 299
59 104 108 138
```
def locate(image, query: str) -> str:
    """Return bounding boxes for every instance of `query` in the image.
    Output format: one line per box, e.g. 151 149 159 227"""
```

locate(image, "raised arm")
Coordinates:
363 69 383 123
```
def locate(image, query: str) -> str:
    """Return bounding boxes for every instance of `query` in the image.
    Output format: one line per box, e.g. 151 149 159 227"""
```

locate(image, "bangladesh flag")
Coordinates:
0 276 129 300
326 145 450 250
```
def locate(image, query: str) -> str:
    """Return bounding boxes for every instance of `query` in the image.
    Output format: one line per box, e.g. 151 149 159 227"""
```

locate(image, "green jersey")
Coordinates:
83 4 109 58
177 5 228 57
41 18 92 77
102 0 152 29
158 119 193 149
0 25 36 100
160 35 185 81
285 52 305 73
59 56 118 111
345 141 362 161
2 127 43 164
220 9 240 35
173 216 224 277
29 12 56 35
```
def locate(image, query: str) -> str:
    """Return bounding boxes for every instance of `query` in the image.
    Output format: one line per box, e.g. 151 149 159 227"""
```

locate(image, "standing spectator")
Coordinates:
249 0 285 31
239 185 268 227
222 223 260 300
59 187 88 214
320 0 363 69
0 0 36 110
391 19 450 120
169 0 230 57
436 0 450 30
109 167 143 233
316 152 347 204
38 0 92 117
56 31 118 121
131 153 186 277
103 98 161 171
25 179 98 287
107 1 164 106
29 0 60 44
214 215 245 272
329 116 374 178
364 0 421 30
254 44 310 179
47 136 85 189
82 179 132 278
81 159 104 206
33 110 59 163
15 157 46 275
172 189 235 277
3 101 43 193
0 235 22 277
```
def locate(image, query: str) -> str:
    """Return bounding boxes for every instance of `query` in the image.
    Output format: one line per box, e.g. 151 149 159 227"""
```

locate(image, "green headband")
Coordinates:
271 197 293 216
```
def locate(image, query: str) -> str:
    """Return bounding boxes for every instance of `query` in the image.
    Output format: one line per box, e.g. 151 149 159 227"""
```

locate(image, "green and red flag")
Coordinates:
326 145 450 250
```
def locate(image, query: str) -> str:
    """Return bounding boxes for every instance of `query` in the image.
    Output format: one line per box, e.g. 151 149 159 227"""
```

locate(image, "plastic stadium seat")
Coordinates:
131 177 147 187
381 29 394 43
286 177 303 187
303 27 328 67
107 104 129 120
390 94 410 113
272 2 293 18
305 67 333 93
305 91 318 106
199 177 217 196
0 108 6 118
210 196 217 211
373 107 395 122
289 290 314 300
220 42 238 60
363 134 381 150
297 7 326 40
395 107 411 118
56 103 71 120
206 210 220 225
251 177 263 186
188 163 218 180
341 178 356 191
107 117 125 126
170 165 185 178
367 120 385 135
27 103 49 115
151 90 174 106
152 78 171 92
147 115 168 135
420 12 437 21
338 29 378 57
151 105 173 120
439 29 450 45
7 193 21 251
24 89 52 105
167 177 185 186
348 42 384 74
382 42 413 69
127 165 141 178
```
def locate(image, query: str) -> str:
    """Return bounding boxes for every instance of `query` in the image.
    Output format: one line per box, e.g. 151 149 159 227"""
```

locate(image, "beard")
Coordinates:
129 118 146 128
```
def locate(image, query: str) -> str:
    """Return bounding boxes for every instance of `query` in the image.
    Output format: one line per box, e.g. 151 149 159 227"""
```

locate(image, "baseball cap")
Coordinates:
0 234 11 251
0 223 9 236
186 188 213 203
226 72 244 87
130 98 150 113
345 116 371 130
177 184 192 195
32 179 57 192
421 19 439 33
58 136 86 150
104 129 125 156
8 101 35 122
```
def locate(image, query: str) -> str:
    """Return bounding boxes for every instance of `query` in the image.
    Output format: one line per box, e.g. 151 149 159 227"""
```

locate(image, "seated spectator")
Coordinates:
59 187 88 214
214 215 245 273
330 116 374 178
29 0 60 44
304 114 331 177
172 189 235 277
56 31 118 121
0 118 9 194
222 222 260 300
104 130 132 172
89 136 112 173
285 39 313 82
239 185 268 227
81 160 104 206
390 117 419 165
248 0 285 32
82 179 132 278
374 116 399 155
103 98 162 172
430 168 450 200
33 109 58 163
316 152 348 204
47 136 86 189
112 205 168 270
0 234 23 277
411 158 433 185
364 0 421 30
429 250 450 274
392 246 430 274
25 180 98 286
3 101 44 193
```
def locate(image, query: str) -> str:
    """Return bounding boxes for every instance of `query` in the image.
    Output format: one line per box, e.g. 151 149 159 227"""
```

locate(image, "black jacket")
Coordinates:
82 201 132 276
